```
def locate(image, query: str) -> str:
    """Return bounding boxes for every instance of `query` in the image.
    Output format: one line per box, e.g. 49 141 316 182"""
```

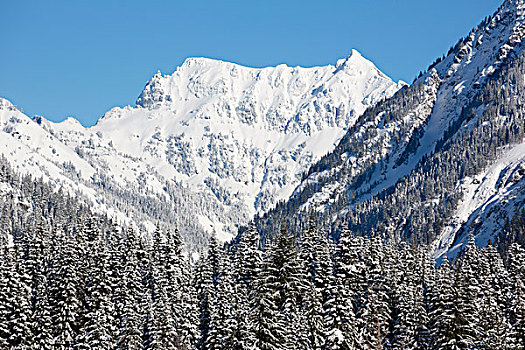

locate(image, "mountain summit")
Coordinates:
133 51 402 133
0 52 401 246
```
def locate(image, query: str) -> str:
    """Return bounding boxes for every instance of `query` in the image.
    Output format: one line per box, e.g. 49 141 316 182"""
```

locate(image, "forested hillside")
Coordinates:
1 155 525 349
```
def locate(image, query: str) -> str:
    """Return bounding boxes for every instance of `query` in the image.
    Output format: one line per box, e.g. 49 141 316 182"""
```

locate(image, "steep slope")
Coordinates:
256 0 525 258
0 52 401 245
431 142 525 259
0 98 169 238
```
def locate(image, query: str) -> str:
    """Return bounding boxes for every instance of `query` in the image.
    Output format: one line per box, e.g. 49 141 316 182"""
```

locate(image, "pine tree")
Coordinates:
455 237 483 348
358 236 391 349
273 225 306 349
207 253 239 350
391 243 427 349
431 256 460 350
151 284 179 349
250 249 286 350
116 228 144 350
76 227 115 350
47 228 83 349
178 259 199 349
164 228 186 342
297 221 331 349
236 225 262 291
324 229 360 349
477 246 511 348
194 236 219 350
145 225 180 349
141 289 158 349
0 247 32 347
107 221 127 343
32 273 53 349
234 225 262 349
300 276 325 350
415 249 436 349
24 220 49 320
20 221 51 348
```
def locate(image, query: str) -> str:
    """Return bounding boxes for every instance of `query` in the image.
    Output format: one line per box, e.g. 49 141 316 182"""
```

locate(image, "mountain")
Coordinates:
0 51 402 248
255 0 525 259
3 2 525 348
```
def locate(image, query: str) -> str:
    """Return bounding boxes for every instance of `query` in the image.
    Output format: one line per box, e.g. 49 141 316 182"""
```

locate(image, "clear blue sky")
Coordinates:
1 0 502 126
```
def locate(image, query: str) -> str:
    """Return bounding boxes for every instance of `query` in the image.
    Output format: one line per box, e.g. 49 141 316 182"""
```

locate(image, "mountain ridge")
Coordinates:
0 50 402 247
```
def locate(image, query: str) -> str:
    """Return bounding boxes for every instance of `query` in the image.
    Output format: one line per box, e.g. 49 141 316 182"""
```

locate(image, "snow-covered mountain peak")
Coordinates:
180 56 230 69
334 49 372 71
58 116 84 129
1 52 402 243
0 98 18 112
134 53 401 120
420 0 525 86
96 106 134 124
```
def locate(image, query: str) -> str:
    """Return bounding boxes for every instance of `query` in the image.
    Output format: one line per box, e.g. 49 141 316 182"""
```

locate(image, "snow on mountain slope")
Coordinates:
360 0 525 200
259 0 525 257
301 0 525 208
0 99 132 226
432 141 525 261
0 51 402 243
